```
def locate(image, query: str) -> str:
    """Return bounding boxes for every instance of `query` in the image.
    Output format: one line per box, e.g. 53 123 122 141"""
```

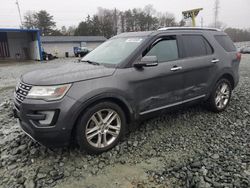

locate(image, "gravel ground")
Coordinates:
0 55 249 188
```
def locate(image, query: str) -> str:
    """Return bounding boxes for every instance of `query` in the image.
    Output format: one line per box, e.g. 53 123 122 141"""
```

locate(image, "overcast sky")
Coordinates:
0 0 249 29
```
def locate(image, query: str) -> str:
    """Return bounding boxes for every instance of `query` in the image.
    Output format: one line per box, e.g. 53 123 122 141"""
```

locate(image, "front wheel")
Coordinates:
207 79 232 112
76 101 126 154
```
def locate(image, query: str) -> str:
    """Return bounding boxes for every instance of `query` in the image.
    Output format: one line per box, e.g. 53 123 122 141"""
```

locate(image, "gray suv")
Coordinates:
13 27 241 153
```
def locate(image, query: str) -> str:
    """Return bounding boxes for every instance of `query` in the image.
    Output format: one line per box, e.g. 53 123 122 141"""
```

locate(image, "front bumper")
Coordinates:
13 95 80 147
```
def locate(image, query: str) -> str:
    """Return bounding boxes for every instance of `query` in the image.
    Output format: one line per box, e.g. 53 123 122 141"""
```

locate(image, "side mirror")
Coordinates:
134 56 158 68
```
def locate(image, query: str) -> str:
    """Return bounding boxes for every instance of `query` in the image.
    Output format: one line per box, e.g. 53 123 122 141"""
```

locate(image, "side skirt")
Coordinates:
139 95 206 115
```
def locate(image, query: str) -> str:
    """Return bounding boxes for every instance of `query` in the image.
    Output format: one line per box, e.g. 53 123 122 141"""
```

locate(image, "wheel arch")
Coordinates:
217 73 235 89
70 93 134 138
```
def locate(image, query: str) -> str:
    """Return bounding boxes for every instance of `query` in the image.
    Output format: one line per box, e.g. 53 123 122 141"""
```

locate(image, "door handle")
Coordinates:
211 59 220 63
171 66 182 71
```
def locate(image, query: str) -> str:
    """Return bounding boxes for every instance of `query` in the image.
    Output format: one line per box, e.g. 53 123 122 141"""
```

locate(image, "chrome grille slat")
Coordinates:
18 87 30 93
16 92 26 98
15 82 32 103
14 93 23 104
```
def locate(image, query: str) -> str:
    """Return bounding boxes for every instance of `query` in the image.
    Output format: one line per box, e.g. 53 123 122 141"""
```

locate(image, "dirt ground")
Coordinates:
0 55 249 188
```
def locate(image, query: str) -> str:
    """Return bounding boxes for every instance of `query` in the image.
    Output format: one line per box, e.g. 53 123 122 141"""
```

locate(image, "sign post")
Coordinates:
182 8 203 27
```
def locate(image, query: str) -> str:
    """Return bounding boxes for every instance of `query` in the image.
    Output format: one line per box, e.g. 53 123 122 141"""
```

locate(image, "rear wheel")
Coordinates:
207 79 232 112
76 101 126 154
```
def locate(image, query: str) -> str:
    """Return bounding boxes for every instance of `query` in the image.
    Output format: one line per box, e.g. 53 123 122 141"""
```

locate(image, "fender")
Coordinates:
209 67 236 96
68 89 136 131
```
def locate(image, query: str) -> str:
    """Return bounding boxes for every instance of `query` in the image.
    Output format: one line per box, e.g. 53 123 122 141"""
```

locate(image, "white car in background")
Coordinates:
240 46 250 54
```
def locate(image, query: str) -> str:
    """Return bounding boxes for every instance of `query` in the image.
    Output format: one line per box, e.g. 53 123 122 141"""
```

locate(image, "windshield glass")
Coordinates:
82 37 145 65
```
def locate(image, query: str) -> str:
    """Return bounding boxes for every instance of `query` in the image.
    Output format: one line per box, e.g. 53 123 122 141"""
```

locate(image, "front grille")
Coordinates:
15 82 32 103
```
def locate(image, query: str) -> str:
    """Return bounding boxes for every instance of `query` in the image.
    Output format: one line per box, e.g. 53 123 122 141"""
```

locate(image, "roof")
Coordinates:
158 27 221 31
41 36 107 43
115 27 222 38
0 28 39 32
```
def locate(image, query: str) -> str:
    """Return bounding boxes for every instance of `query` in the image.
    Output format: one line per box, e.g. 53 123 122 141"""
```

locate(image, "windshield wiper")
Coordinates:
81 60 100 65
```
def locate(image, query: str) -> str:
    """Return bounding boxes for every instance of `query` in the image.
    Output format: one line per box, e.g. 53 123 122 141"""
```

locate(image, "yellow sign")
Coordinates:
182 8 203 27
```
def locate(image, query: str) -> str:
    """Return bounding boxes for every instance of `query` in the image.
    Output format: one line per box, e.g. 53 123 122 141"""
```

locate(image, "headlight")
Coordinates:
27 84 71 101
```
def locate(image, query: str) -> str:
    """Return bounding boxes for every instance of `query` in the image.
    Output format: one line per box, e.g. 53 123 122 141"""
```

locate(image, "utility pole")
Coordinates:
214 0 220 28
15 0 23 27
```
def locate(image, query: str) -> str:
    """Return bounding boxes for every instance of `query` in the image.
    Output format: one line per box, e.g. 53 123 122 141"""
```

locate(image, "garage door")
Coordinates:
0 32 10 58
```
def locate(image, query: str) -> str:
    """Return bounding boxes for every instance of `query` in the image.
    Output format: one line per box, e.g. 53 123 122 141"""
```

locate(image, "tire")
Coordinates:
76 101 126 154
207 79 232 112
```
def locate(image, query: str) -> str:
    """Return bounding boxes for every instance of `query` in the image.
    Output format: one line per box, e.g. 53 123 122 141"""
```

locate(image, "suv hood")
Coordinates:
22 63 116 85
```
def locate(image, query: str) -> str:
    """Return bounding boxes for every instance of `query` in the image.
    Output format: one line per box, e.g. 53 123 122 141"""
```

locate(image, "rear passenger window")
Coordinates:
214 35 236 52
145 37 179 62
182 35 213 58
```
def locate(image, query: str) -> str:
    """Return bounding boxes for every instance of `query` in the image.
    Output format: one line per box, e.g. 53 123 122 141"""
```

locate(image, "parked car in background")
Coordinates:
42 51 57 61
13 27 241 154
74 47 90 57
240 46 250 54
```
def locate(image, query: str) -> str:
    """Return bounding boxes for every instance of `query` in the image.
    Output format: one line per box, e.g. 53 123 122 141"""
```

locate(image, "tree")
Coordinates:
225 28 250 42
157 12 177 28
23 10 57 35
67 26 76 36
50 29 63 36
179 19 186 27
143 5 157 30
34 10 56 35
23 11 36 29
209 21 226 30
74 5 179 37
61 26 67 35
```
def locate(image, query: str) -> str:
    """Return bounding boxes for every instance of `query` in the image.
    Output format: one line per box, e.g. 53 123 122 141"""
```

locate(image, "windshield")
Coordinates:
82 37 145 65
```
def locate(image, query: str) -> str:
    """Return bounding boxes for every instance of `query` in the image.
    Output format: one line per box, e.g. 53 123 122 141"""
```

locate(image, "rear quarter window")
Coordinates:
214 35 236 52
182 35 213 58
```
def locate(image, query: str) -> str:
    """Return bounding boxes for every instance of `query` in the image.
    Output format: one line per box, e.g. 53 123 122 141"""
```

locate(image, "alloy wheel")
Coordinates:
215 82 230 109
85 109 121 148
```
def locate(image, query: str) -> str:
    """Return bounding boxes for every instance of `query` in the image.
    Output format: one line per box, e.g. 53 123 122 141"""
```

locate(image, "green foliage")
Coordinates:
23 10 57 36
34 10 56 35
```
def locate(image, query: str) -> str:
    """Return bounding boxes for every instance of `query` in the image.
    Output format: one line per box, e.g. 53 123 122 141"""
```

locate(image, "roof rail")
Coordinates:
158 27 221 32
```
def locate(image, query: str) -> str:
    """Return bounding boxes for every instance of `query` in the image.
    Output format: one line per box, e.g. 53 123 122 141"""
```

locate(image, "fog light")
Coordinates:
38 111 55 125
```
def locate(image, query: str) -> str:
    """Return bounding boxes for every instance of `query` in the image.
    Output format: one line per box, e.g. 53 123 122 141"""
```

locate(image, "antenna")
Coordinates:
15 0 23 27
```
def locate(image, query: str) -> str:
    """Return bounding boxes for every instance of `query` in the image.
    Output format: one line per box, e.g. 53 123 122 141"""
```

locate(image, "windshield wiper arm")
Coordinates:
81 60 100 65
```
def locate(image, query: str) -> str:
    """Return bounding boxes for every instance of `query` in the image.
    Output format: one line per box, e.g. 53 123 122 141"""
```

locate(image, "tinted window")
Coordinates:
145 38 179 62
182 35 213 58
214 35 236 52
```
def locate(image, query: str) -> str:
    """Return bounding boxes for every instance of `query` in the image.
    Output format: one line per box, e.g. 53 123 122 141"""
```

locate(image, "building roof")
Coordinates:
41 36 107 43
0 28 39 32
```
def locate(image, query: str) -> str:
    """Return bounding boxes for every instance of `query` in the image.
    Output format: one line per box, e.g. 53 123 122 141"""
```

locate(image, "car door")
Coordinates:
179 34 218 101
127 35 185 115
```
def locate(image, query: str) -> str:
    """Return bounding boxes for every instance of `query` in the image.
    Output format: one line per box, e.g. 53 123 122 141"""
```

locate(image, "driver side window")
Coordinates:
145 36 179 63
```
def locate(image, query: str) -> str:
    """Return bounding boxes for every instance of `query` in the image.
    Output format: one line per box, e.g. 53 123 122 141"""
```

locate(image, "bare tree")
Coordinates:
157 12 177 28
67 26 76 36
23 11 36 29
61 26 67 35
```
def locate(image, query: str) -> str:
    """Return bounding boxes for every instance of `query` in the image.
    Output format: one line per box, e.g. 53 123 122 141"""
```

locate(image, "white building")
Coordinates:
41 36 107 57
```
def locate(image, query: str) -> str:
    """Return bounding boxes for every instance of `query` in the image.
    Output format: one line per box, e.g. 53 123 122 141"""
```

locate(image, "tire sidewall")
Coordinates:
76 102 126 154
